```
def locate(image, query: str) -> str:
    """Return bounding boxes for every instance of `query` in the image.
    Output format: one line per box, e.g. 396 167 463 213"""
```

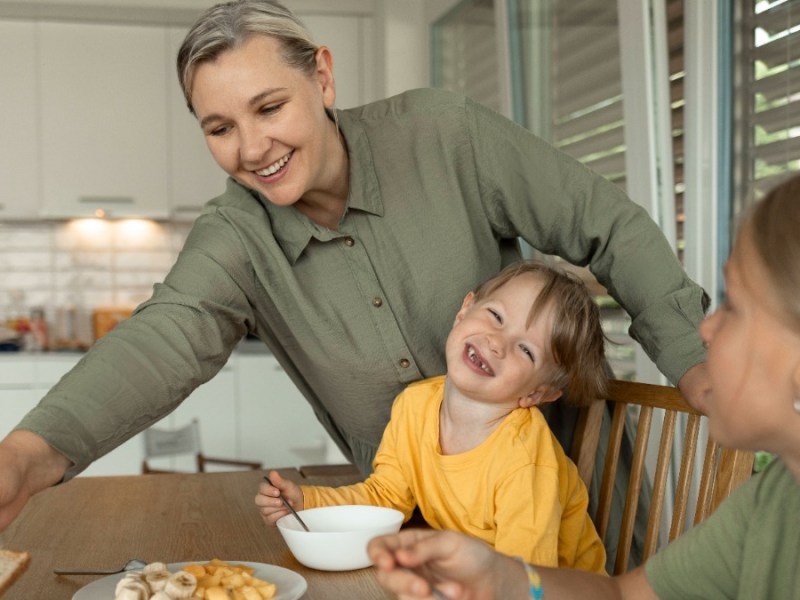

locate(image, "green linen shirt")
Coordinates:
645 459 800 599
18 88 707 477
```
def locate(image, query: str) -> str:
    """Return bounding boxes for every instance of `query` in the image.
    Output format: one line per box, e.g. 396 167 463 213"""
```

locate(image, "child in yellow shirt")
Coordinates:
256 260 608 572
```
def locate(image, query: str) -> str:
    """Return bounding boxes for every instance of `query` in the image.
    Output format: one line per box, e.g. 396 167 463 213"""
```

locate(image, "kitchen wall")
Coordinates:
0 218 191 323
0 0 441 334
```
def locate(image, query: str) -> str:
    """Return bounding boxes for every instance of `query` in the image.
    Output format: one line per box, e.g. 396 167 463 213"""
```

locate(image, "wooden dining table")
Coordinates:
0 465 400 599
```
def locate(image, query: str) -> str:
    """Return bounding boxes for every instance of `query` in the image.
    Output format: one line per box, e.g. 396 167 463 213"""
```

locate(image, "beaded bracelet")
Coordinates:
516 557 544 600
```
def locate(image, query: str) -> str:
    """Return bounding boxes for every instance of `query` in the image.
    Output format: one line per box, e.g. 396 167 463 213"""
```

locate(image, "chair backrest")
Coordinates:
143 419 202 460
570 379 755 575
142 419 262 474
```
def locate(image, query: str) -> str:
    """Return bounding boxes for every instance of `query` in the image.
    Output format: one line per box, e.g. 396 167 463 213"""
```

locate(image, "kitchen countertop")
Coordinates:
0 337 272 359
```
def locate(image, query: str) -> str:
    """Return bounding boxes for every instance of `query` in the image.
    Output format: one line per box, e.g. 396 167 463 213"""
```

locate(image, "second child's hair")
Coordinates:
473 261 608 406
748 173 800 331
177 0 318 113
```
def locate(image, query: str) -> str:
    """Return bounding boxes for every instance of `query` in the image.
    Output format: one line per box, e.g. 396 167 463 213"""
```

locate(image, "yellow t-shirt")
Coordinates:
302 376 606 573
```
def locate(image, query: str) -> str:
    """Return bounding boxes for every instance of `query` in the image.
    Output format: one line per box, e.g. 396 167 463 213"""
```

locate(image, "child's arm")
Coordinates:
255 470 304 526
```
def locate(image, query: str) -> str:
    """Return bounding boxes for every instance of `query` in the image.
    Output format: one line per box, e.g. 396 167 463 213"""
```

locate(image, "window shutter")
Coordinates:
549 1 627 189
735 0 800 212
665 0 686 262
431 0 503 114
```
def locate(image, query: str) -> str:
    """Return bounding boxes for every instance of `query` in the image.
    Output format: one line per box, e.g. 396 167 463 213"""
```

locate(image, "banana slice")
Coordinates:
145 569 171 592
164 569 197 598
114 581 149 600
143 561 169 575
115 574 148 597
114 571 144 593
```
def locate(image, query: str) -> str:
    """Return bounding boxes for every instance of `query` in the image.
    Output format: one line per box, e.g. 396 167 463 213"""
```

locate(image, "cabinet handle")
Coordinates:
78 196 134 204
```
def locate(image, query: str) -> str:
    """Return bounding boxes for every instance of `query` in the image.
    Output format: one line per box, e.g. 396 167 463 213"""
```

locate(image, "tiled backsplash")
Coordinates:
1 219 193 322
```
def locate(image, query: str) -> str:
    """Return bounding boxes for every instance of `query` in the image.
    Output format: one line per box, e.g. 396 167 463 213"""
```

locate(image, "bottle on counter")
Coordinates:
5 289 30 351
28 307 49 352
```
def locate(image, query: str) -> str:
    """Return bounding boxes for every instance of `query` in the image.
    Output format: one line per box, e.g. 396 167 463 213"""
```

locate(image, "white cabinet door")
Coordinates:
302 14 375 108
168 362 238 471
0 20 39 219
238 354 342 470
79 433 146 477
166 26 228 222
0 389 40 440
38 21 170 219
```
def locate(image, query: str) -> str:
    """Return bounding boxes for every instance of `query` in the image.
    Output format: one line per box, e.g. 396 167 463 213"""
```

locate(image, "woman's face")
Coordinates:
190 35 338 208
699 226 800 453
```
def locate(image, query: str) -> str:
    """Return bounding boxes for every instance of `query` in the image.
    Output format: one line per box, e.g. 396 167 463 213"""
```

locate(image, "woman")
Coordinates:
0 0 707 532
368 173 800 599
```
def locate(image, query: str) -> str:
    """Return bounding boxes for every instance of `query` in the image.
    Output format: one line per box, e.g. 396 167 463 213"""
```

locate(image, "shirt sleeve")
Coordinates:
15 209 256 477
301 392 417 519
644 474 755 599
464 97 708 384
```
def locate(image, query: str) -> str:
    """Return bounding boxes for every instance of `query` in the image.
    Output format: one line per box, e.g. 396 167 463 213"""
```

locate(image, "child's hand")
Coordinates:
255 470 305 526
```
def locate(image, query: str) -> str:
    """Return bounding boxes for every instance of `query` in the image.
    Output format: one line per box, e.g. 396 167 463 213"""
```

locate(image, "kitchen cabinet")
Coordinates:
158 361 239 472
0 7 378 221
166 26 228 222
0 355 80 441
302 14 376 109
0 20 39 219
38 21 171 219
238 354 346 470
0 350 346 476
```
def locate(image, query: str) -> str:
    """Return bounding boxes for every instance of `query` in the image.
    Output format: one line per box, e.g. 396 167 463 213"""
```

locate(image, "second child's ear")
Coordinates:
519 386 562 408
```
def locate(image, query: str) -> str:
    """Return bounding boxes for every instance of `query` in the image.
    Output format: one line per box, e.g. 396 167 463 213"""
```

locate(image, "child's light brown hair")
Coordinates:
472 260 608 406
748 173 800 332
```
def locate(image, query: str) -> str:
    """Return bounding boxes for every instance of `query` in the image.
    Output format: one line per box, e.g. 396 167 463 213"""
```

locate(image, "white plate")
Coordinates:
72 561 307 600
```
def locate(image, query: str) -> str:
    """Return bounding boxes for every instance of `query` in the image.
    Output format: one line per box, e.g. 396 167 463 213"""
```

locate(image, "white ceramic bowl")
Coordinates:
276 505 404 571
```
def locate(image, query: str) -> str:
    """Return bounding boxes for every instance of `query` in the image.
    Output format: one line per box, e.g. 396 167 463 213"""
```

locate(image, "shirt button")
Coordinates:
343 237 355 247
372 297 383 307
399 358 411 368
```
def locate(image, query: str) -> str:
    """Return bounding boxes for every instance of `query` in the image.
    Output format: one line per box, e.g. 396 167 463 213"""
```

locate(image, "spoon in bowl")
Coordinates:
263 475 310 532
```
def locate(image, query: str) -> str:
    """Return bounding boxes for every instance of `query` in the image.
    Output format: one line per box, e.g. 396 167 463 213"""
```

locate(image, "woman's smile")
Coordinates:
254 150 294 180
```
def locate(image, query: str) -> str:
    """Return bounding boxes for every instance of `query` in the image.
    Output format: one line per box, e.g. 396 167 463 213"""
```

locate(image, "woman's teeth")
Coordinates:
256 151 292 176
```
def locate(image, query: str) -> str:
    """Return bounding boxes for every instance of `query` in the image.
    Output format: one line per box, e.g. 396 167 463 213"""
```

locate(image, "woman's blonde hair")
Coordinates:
747 173 800 331
472 260 608 406
177 0 318 113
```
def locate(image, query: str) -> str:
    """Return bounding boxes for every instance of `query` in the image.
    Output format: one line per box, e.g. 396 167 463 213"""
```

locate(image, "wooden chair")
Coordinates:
142 419 262 474
570 379 755 575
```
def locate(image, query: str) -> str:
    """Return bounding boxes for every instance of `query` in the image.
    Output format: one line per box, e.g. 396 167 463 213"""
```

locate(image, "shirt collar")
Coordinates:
263 108 383 264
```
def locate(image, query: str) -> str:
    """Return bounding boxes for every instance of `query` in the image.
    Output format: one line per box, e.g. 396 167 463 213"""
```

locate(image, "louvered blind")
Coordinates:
735 0 800 212
666 0 686 262
431 0 503 114
548 1 627 189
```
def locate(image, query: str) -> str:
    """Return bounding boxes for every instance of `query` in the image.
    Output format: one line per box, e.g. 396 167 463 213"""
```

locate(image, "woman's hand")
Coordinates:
254 470 305 526
0 430 70 532
368 529 528 600
677 362 711 414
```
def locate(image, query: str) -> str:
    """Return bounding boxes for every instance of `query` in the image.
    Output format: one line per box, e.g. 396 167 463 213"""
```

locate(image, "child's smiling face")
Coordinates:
445 272 562 407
